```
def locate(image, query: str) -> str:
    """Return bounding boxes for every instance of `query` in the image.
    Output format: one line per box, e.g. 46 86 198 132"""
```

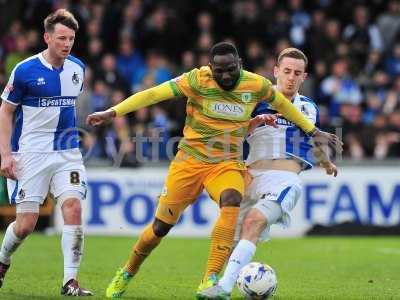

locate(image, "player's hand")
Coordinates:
86 109 116 127
312 128 343 154
248 114 278 134
320 161 338 177
0 153 17 180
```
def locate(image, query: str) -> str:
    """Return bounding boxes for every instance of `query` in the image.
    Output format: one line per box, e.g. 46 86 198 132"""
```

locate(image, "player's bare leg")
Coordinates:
60 197 92 296
0 211 38 288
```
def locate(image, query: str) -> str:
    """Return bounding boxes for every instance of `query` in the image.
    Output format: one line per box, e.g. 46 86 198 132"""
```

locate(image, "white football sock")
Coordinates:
219 239 256 293
0 221 24 265
62 225 84 286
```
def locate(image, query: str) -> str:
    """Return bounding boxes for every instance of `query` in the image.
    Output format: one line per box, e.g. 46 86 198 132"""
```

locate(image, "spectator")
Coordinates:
289 0 311 47
232 0 264 50
4 33 31 77
362 50 383 81
340 104 365 160
90 80 110 112
102 89 139 167
116 37 145 87
363 91 383 125
118 0 143 42
321 58 363 116
1 20 23 54
96 53 129 93
178 50 197 73
384 43 400 78
245 40 265 71
131 50 172 93
366 114 388 159
148 106 171 160
377 0 400 51
386 111 400 157
383 76 400 114
343 5 383 68
305 9 326 64
86 37 103 67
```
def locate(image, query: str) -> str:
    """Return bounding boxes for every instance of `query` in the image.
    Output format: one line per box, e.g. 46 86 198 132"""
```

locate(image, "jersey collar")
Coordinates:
38 52 53 70
38 52 64 72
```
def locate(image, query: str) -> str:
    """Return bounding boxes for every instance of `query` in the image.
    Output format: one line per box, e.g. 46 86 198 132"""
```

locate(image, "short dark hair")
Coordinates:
44 9 79 32
210 42 239 60
277 48 308 67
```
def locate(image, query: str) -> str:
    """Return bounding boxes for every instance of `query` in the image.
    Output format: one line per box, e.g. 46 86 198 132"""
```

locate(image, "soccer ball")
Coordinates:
236 262 277 299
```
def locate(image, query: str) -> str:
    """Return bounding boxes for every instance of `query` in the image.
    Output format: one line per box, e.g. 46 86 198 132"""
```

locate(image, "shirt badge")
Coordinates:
72 72 80 85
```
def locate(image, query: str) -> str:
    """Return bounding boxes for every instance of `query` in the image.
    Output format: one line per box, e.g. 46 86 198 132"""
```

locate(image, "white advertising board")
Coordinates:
54 167 400 237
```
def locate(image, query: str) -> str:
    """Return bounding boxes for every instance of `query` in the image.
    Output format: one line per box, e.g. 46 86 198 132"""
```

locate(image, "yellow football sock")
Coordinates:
124 223 162 275
203 206 240 280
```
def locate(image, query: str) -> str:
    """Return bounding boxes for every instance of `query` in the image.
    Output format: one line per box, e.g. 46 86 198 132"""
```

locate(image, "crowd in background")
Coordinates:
1 0 400 166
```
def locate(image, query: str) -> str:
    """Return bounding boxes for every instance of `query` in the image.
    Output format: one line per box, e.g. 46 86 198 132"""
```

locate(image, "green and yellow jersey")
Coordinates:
170 66 273 162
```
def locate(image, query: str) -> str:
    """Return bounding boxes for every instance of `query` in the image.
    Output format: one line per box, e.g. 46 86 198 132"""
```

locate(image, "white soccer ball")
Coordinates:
236 262 277 299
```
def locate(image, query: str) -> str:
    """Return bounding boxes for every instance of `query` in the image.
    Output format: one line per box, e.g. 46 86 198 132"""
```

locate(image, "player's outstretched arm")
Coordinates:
0 101 17 180
86 81 176 127
265 87 343 152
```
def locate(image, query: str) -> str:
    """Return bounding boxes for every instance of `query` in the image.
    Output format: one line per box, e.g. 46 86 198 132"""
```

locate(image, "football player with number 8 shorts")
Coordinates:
0 9 92 296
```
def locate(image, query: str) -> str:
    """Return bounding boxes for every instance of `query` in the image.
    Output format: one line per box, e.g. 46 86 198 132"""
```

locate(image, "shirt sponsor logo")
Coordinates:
39 97 76 107
209 102 245 118
37 77 46 85
276 117 294 126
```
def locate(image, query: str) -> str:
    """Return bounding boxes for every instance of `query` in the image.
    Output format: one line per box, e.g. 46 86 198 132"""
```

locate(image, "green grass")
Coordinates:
0 234 399 299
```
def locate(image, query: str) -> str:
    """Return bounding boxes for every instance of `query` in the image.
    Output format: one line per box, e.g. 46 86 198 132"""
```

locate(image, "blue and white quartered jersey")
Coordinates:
246 93 320 170
1 52 84 153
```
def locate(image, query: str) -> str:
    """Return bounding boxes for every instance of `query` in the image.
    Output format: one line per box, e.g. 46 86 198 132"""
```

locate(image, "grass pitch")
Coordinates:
0 234 399 299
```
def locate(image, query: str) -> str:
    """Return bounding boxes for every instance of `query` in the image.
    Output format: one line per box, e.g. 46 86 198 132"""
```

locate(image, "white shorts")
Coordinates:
235 169 302 242
7 149 87 205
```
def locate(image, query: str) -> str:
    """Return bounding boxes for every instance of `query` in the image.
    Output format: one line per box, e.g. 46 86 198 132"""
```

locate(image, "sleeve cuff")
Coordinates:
1 97 19 106
307 127 318 137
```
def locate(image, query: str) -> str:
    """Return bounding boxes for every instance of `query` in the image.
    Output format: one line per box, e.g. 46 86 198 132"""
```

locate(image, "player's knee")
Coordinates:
152 218 174 237
14 217 37 238
220 189 242 207
62 199 82 223
241 211 267 240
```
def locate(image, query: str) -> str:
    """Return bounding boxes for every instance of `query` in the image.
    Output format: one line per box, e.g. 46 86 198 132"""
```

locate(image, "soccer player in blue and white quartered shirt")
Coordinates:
198 48 340 300
0 9 92 296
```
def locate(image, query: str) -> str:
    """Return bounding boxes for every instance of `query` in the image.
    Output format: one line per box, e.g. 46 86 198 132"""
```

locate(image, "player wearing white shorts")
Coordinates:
0 9 92 296
198 48 340 299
